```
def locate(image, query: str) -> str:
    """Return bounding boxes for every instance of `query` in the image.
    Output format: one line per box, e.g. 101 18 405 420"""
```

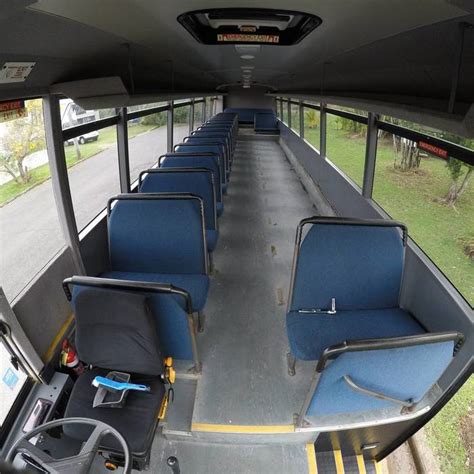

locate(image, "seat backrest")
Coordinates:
139 170 216 230
290 221 405 311
175 142 227 180
255 112 278 130
308 340 454 416
185 135 230 167
159 154 222 201
73 287 164 375
108 196 206 274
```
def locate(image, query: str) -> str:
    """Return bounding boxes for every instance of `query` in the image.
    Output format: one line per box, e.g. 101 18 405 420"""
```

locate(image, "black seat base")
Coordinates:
64 368 165 464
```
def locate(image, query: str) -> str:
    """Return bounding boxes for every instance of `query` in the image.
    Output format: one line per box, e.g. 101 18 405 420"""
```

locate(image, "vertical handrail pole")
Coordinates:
320 102 327 158
43 95 85 274
189 99 195 134
167 100 174 153
299 100 304 139
287 99 292 128
362 112 379 198
116 107 130 193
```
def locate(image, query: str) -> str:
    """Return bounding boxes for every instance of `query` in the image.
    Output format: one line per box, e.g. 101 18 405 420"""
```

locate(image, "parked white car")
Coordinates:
65 130 99 145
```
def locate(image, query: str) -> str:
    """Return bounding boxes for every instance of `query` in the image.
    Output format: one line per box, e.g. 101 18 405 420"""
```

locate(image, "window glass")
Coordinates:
173 104 190 147
61 100 120 231
0 99 66 302
0 340 28 427
373 128 474 306
290 103 300 135
304 106 320 151
282 101 288 125
194 100 203 128
128 110 168 183
326 111 367 188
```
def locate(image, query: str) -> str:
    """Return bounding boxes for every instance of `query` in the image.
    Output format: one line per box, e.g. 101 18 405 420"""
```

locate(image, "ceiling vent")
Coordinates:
178 8 322 45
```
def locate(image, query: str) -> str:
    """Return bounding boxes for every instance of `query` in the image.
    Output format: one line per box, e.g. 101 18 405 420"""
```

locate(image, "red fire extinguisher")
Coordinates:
60 339 84 376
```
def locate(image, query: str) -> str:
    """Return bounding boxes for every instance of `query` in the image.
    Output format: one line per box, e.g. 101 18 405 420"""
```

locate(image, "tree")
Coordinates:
0 99 45 184
304 109 319 129
426 132 474 206
381 116 421 172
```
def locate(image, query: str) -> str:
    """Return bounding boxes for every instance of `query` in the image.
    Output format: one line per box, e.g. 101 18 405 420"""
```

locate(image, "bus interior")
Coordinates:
0 2 473 473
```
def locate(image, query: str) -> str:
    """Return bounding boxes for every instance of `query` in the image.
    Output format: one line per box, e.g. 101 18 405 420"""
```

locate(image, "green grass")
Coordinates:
0 124 157 205
426 376 473 474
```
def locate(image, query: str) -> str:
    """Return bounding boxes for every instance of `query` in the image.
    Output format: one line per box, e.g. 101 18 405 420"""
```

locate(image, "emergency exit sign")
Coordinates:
0 100 27 123
418 141 449 160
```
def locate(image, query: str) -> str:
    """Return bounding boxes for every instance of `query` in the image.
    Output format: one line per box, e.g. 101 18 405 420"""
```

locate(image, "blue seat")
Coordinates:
100 271 210 317
190 133 232 171
287 217 462 422
175 141 228 190
139 169 218 252
159 153 224 216
307 336 457 417
287 307 425 361
255 112 279 134
104 195 209 313
224 107 275 124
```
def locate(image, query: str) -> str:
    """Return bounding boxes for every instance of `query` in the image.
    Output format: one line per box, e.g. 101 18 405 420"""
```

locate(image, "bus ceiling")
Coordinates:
0 1 472 132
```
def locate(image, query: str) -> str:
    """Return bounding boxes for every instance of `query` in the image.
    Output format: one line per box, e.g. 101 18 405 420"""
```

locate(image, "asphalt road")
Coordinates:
0 124 188 302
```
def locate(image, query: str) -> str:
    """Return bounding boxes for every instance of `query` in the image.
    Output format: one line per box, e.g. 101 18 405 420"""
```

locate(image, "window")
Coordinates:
373 126 474 306
290 103 300 135
128 109 167 183
173 103 190 147
0 99 66 302
61 100 120 231
194 100 204 128
325 108 367 188
282 101 288 125
303 106 320 151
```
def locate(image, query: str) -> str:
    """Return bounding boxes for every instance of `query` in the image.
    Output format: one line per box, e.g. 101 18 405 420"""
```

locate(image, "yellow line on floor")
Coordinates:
356 454 367 474
374 460 382 474
306 443 318 474
43 313 75 362
191 422 295 434
333 449 345 474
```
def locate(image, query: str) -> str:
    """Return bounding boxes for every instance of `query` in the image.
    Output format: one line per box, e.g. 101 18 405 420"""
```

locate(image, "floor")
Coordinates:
192 136 317 426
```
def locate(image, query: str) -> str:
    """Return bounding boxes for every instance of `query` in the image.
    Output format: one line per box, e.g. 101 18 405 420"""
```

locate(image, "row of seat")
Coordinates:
286 217 463 423
60 112 239 463
69 111 239 369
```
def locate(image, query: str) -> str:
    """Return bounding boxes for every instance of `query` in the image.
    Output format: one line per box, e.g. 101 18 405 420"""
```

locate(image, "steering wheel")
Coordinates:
6 417 131 474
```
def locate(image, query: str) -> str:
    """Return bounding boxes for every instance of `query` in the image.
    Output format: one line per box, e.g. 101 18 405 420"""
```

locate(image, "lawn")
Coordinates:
303 119 473 473
0 123 157 206
426 376 473 474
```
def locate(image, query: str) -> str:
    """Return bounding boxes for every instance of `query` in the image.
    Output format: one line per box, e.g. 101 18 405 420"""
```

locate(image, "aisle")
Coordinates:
193 135 321 425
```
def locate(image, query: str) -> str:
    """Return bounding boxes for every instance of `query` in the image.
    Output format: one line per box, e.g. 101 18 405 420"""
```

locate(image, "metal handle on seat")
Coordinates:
343 375 413 407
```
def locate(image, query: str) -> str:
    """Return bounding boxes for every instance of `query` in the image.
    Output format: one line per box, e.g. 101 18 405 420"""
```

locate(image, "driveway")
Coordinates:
0 124 188 302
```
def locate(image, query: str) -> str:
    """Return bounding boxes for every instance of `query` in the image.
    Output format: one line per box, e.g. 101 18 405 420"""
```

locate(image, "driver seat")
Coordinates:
63 283 167 470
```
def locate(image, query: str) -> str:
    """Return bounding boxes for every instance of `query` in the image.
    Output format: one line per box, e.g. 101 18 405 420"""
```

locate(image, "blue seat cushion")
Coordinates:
102 271 209 313
308 340 454 416
206 229 218 252
217 202 224 217
286 308 425 360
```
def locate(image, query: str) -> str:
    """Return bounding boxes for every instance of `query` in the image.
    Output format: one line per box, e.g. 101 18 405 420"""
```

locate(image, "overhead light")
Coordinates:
241 65 254 70
240 55 255 60
243 85 251 88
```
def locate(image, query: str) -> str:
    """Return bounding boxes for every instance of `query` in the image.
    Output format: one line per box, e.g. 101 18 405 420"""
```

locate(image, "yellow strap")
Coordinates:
158 395 169 420
356 454 367 474
306 443 318 474
333 449 345 474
